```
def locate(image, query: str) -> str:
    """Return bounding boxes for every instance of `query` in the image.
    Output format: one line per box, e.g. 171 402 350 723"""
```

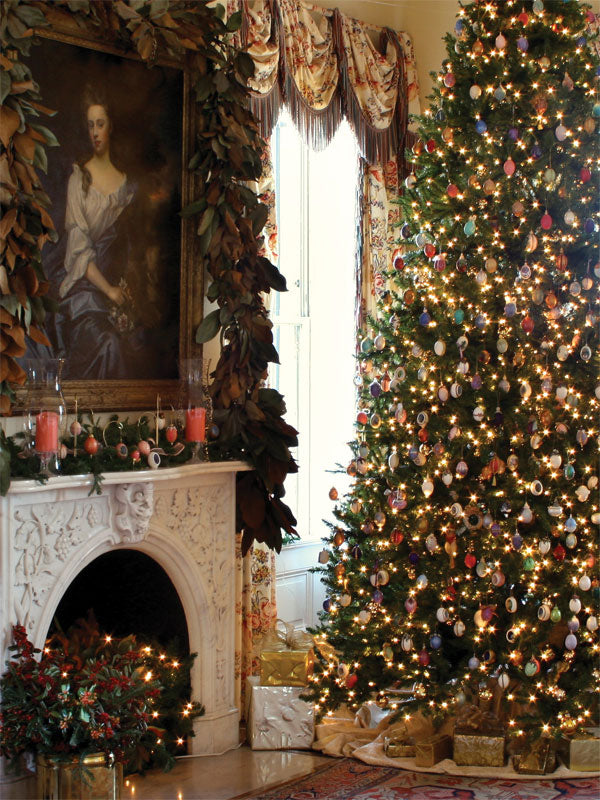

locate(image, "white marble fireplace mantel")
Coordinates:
0 461 248 757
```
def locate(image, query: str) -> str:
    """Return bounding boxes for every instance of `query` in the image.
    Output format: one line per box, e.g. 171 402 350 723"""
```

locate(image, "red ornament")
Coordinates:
115 442 128 459
553 544 566 561
521 315 534 333
418 648 430 666
447 183 459 198
556 251 568 271
394 255 405 271
417 428 429 443
84 435 99 455
465 553 477 569
518 11 529 24
345 673 358 689
166 425 178 443
137 439 151 456
426 139 436 153
424 243 436 259
434 256 446 272
580 167 592 183
131 449 141 463
540 213 552 230
390 529 404 544
357 411 368 426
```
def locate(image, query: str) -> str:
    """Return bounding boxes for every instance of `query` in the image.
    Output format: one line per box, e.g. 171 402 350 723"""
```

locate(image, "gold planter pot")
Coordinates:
36 753 123 800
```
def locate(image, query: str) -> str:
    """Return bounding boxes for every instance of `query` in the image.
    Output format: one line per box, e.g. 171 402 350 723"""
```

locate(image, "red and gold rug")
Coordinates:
235 757 600 800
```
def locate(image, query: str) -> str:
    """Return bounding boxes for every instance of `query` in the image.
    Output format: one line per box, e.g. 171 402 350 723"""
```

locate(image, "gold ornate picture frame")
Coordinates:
15 20 201 412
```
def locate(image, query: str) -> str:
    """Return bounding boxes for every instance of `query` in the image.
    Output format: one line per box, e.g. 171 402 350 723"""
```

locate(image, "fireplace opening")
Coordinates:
49 549 190 654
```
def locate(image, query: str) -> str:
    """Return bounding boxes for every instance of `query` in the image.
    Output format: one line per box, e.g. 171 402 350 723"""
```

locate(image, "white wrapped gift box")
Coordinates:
248 683 315 750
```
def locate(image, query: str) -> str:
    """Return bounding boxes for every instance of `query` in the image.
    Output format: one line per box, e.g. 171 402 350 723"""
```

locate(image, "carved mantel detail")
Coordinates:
1 462 246 758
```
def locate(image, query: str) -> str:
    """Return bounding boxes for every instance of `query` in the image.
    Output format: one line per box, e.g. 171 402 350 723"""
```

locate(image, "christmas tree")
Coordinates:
309 0 600 746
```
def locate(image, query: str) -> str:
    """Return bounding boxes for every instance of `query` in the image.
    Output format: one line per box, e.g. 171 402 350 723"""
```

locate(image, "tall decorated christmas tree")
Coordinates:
309 0 600 747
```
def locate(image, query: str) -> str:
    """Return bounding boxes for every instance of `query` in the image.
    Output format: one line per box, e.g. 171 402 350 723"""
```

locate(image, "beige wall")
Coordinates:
323 0 459 108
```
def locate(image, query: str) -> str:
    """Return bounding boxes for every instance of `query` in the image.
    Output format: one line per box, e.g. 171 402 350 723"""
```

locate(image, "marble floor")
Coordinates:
3 746 331 800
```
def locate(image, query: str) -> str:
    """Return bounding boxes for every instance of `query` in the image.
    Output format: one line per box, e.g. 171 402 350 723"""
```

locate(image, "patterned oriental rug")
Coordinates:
235 758 600 800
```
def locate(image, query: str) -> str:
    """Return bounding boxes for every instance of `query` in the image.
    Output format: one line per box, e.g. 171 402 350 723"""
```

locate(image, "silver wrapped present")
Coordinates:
248 684 314 750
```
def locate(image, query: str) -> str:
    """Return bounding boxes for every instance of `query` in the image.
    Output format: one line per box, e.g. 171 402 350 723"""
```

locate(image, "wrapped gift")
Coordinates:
260 620 314 686
248 684 314 750
384 733 416 758
514 738 557 775
415 734 452 767
453 704 505 767
560 729 600 771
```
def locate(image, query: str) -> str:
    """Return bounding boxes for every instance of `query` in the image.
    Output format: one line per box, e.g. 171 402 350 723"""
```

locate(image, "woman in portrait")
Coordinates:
58 85 137 379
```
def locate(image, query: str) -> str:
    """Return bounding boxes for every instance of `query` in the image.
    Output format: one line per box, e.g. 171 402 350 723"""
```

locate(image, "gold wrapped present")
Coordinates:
453 704 505 767
259 620 314 686
415 734 452 767
514 738 557 775
384 733 416 758
560 729 600 771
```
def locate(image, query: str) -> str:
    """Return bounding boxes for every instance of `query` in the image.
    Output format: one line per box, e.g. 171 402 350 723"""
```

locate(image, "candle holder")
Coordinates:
180 358 211 463
30 359 66 477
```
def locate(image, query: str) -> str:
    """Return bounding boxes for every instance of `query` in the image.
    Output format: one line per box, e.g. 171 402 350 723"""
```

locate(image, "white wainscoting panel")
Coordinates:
275 540 326 630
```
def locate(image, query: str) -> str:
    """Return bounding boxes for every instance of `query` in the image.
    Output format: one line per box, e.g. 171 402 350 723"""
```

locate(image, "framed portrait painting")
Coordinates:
18 27 200 411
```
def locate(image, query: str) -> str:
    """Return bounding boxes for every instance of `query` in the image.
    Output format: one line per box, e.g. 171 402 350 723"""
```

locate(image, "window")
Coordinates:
270 112 358 542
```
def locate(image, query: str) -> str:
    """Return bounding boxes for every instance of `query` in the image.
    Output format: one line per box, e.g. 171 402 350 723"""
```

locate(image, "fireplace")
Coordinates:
0 461 246 763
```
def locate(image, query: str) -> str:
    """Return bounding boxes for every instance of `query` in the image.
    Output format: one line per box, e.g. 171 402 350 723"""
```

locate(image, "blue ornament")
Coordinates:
323 598 332 612
512 534 523 551
508 127 519 141
436 108 446 122
468 656 480 670
430 635 442 650
401 223 411 239
419 310 432 326
474 314 486 329
505 302 517 317
593 103 600 118
409 551 420 566
531 144 542 159
454 308 465 324
464 219 476 236
360 337 373 353
517 36 528 52
455 19 464 34
475 119 487 134
408 444 419 460
494 86 506 101
576 36 587 47
565 516 577 532
584 218 597 234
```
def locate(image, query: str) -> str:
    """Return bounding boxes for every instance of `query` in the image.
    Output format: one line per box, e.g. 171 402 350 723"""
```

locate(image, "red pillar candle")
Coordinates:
185 407 206 442
35 411 59 453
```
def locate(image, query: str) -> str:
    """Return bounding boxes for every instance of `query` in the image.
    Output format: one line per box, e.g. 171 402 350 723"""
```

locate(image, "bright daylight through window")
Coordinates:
269 112 358 543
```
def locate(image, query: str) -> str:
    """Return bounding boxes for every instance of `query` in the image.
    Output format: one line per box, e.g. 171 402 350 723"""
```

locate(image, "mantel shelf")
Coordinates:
6 459 251 495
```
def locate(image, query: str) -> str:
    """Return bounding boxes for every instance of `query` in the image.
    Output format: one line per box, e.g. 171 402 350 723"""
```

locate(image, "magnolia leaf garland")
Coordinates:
0 0 297 552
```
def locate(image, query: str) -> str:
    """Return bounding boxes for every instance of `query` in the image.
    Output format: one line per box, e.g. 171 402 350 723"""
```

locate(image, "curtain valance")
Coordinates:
231 0 418 165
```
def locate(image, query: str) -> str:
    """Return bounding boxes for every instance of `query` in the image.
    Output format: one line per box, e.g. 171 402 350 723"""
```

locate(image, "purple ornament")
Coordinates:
405 596 417 613
409 551 420 566
493 409 504 427
508 127 519 141
370 381 382 398
568 617 580 632
401 223 411 239
531 144 542 159
471 373 483 390
323 598 332 612
491 522 501 537
419 310 432 326
482 606 495 622
584 218 597 234
408 444 419 461
517 36 528 51
474 314 486 329
512 534 523 550
373 589 384 604
352 545 362 559
505 302 517 317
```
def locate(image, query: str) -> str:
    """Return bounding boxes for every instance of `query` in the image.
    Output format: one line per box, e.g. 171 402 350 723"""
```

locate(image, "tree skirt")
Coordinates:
313 716 600 780
236 757 600 800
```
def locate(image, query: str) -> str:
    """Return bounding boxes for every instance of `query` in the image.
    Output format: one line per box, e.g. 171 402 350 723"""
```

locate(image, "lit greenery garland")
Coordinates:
0 0 297 552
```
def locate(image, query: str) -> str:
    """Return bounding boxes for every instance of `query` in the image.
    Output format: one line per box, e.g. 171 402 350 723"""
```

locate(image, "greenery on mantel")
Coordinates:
0 0 298 553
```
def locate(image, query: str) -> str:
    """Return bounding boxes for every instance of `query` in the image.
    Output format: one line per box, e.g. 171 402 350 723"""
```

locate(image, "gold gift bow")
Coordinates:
262 619 314 652
455 703 503 734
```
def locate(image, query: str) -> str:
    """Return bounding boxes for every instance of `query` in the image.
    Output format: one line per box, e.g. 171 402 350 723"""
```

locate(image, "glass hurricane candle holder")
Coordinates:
180 358 211 463
31 359 66 477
